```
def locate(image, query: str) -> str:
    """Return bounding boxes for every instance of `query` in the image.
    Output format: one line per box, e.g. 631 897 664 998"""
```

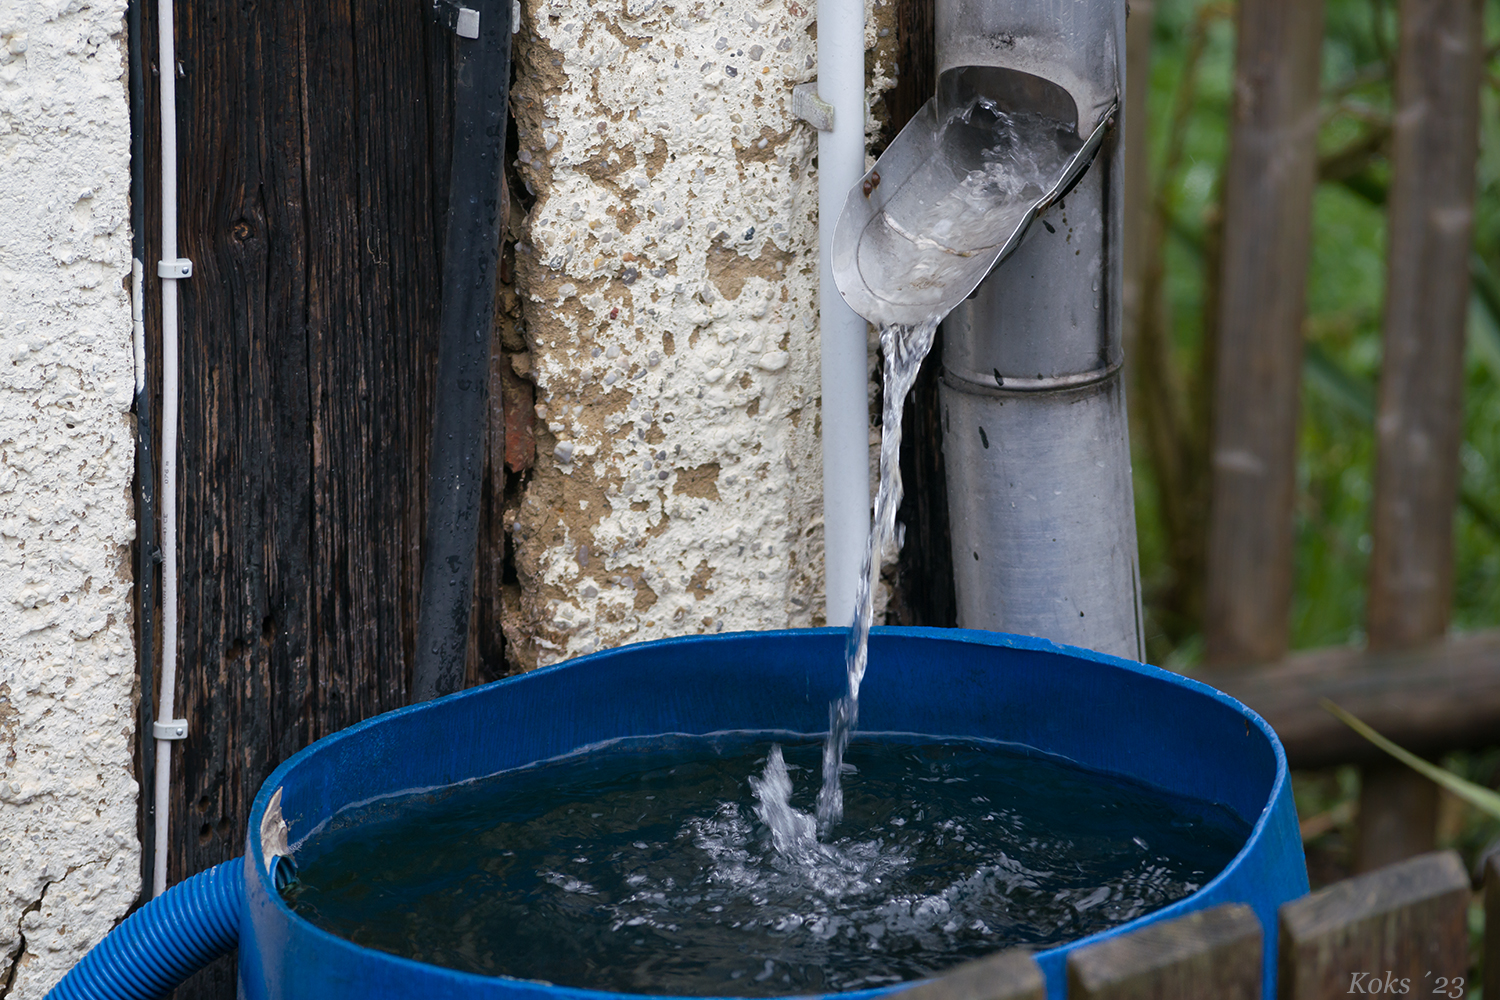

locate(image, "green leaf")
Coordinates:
1321 698 1500 820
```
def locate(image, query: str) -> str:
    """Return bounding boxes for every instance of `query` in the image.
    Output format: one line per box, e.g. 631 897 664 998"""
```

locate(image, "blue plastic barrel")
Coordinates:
240 627 1307 1000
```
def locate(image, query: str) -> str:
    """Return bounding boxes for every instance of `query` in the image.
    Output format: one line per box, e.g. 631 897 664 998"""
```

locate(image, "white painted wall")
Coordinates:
0 0 139 994
505 0 896 667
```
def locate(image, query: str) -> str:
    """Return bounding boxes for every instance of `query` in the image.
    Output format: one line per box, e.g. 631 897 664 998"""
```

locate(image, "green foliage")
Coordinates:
1134 0 1500 661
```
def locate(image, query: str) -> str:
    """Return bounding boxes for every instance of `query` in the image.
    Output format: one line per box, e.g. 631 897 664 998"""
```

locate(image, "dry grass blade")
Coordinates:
1321 698 1500 820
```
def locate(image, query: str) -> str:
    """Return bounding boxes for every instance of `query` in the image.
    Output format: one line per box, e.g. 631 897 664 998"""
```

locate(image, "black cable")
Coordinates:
413 0 514 702
126 0 159 901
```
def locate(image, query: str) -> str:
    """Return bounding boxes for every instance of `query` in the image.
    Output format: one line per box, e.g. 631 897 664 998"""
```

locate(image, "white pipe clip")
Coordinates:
152 719 189 741
158 258 193 279
792 83 835 132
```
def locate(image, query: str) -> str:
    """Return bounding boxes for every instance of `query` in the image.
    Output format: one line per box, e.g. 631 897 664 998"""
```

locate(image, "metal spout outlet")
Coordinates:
832 0 1142 660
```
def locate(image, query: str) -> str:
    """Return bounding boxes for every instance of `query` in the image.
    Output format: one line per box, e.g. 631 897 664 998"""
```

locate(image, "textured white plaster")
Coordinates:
505 0 896 666
0 0 139 993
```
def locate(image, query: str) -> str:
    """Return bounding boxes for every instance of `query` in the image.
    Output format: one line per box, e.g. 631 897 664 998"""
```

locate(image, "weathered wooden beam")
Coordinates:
1279 851 1469 1000
1068 904 1261 1000
895 948 1044 1000
1360 0 1486 872
1485 854 1500 1000
1202 0 1324 666
147 0 454 993
1194 628 1500 769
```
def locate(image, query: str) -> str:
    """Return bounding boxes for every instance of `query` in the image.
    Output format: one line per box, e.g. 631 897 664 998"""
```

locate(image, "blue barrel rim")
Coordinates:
244 625 1297 999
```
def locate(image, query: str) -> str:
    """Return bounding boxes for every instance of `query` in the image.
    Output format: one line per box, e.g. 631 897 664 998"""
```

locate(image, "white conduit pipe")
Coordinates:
816 0 868 626
152 0 186 899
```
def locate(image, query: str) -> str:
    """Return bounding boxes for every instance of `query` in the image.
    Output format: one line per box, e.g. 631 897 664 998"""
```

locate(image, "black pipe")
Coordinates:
127 0 159 903
413 0 513 702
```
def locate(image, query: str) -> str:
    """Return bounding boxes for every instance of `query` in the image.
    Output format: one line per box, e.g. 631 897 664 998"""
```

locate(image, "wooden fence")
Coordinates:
900 850 1484 1000
1199 0 1487 871
883 0 1494 873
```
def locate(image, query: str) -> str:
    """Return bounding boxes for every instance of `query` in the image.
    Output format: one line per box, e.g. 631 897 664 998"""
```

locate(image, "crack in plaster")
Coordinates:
0 860 103 999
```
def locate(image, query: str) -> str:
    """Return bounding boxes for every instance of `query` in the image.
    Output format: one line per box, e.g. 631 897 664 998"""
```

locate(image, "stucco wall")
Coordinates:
506 0 896 667
0 0 139 994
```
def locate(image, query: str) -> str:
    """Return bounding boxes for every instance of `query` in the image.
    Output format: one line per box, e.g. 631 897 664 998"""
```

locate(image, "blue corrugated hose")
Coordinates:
46 860 242 1000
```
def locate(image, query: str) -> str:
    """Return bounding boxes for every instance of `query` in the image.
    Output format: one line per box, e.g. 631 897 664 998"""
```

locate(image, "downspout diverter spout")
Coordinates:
937 0 1144 659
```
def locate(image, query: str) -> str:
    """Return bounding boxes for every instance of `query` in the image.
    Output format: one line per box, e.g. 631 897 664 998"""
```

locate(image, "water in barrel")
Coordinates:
285 732 1246 995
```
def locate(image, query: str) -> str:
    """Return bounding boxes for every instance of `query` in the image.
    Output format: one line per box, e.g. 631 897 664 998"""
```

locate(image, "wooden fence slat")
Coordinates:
1279 850 1469 1000
1195 627 1500 768
895 948 1044 1000
1202 0 1325 666
1067 903 1261 1000
1121 0 1154 361
1359 0 1486 873
1357 765 1440 874
1486 854 1500 1000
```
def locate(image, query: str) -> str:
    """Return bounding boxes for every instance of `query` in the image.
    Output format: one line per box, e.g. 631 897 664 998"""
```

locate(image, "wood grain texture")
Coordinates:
1068 903 1261 1000
1359 0 1485 873
893 948 1044 1000
1202 0 1324 666
1279 851 1470 1000
472 247 512 688
137 0 454 995
1194 628 1500 768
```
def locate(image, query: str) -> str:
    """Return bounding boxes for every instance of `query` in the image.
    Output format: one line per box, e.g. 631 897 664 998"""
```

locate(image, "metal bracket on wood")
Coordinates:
157 258 192 279
152 719 188 740
433 0 481 38
792 82 834 132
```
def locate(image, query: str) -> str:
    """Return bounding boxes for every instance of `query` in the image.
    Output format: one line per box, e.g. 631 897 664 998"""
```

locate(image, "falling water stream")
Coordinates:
815 319 936 832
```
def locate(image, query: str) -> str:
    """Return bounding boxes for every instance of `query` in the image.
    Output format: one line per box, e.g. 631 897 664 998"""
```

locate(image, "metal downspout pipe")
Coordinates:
936 1 1144 660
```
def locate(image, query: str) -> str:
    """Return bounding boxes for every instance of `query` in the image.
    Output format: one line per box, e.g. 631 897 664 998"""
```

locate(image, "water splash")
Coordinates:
750 744 821 863
745 743 912 901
